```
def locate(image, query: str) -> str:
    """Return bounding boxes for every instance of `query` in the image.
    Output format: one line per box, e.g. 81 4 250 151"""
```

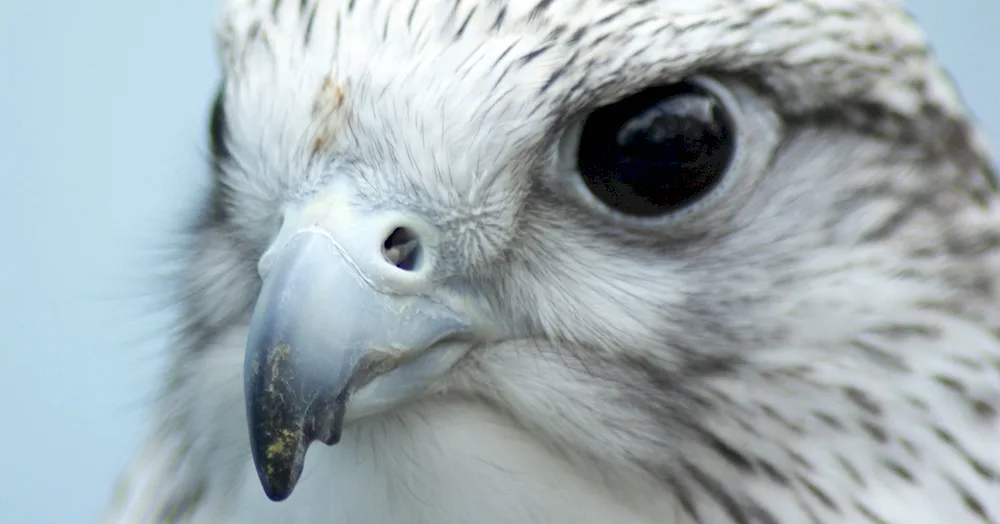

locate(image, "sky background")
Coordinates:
0 2 997 523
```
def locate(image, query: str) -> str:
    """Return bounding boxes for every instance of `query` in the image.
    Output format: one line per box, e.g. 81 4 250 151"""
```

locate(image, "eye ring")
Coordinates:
556 76 745 229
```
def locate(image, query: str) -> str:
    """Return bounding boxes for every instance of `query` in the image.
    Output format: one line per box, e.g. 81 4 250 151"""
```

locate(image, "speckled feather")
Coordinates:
102 0 1000 522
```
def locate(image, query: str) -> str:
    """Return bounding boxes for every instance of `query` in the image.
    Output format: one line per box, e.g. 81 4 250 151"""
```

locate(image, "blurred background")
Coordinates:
0 1 996 522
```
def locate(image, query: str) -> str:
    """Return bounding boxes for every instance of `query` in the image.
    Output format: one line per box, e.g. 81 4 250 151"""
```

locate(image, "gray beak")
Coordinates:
244 190 475 501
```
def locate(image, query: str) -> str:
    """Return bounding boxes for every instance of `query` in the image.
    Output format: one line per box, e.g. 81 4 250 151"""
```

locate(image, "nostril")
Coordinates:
382 227 422 271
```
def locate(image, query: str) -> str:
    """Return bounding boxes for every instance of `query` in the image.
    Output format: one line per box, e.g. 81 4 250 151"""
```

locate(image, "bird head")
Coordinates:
193 0 996 503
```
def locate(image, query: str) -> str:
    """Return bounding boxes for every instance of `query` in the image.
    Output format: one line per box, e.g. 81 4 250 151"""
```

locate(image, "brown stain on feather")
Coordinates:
311 74 348 155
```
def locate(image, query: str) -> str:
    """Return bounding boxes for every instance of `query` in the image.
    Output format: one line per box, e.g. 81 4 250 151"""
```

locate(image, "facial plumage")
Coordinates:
102 1 1000 523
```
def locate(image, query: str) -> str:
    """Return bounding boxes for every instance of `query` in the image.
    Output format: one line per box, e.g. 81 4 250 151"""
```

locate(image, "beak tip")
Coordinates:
261 479 295 503
251 440 306 502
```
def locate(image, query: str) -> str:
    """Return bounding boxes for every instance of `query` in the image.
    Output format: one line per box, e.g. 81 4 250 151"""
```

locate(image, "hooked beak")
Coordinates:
244 187 476 502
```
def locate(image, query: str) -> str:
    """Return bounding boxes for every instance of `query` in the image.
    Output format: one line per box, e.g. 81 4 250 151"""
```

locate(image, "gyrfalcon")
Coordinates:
101 0 1000 522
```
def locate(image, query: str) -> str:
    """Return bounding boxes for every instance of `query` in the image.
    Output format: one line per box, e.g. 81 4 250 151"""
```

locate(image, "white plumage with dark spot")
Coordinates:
101 0 1000 522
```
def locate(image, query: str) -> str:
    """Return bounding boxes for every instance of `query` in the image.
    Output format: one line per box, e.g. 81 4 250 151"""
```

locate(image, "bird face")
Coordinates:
196 0 996 507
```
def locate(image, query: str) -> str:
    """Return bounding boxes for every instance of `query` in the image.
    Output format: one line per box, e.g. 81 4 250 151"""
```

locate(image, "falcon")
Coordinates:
101 0 1000 522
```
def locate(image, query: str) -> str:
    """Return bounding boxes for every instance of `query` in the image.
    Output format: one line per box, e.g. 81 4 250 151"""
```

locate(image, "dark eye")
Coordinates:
575 80 736 217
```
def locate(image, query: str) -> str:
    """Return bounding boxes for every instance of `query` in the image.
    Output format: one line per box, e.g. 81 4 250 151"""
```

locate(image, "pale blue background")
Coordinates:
0 2 996 523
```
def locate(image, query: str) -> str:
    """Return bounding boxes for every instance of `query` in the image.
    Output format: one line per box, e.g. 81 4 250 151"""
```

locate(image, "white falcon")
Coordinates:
102 0 1000 522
